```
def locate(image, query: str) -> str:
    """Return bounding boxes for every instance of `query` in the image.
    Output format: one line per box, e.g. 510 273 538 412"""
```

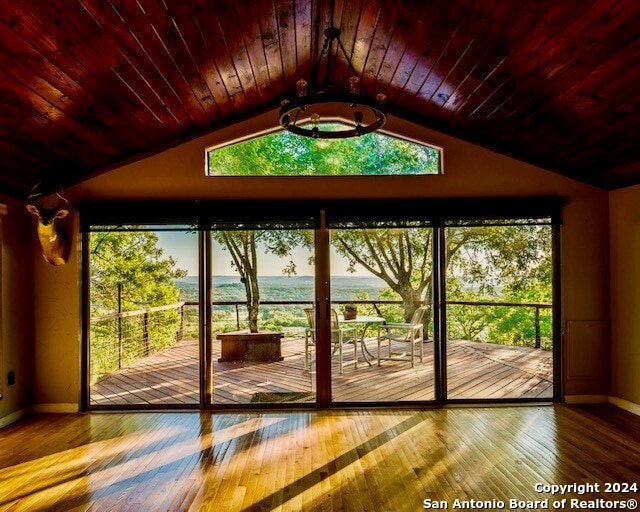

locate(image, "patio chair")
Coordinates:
331 309 359 373
304 308 316 370
377 306 429 367
303 308 359 373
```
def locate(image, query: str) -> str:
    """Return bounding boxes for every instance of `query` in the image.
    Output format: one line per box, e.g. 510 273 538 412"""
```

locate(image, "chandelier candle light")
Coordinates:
279 26 387 139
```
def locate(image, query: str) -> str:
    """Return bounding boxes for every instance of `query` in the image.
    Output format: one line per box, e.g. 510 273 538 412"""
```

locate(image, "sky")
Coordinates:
155 230 356 277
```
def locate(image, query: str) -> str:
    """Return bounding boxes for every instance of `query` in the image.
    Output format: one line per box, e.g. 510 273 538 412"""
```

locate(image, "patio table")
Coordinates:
339 315 385 366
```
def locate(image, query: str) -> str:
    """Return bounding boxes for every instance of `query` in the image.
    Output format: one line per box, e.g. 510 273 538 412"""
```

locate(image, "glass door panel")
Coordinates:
329 226 435 402
88 228 199 407
210 229 316 405
445 223 554 400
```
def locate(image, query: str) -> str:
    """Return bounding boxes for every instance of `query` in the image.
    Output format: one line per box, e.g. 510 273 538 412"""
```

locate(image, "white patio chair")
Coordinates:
303 308 359 373
304 308 316 370
331 309 359 373
377 306 428 367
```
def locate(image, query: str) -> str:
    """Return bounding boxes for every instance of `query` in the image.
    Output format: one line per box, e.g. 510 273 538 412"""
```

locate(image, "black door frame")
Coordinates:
80 197 564 410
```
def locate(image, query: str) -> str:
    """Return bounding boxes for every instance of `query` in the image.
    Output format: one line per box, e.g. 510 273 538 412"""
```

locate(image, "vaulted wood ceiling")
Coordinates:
1 0 639 197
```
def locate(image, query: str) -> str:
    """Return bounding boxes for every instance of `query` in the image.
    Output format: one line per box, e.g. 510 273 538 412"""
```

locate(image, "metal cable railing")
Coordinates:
90 302 186 381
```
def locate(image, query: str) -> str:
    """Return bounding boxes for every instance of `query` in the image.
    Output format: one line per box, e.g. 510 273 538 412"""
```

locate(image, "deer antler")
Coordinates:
28 183 68 206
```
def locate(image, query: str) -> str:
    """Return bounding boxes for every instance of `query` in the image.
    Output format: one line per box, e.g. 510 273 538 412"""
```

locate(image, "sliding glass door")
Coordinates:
87 226 199 407
329 225 435 402
83 199 560 409
208 228 316 405
444 221 554 400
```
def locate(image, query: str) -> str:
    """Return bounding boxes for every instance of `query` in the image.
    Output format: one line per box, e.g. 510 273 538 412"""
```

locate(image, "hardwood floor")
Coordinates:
90 338 553 406
0 405 637 511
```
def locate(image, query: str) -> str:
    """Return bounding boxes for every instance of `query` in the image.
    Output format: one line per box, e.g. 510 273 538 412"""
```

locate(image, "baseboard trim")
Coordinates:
0 408 31 428
609 396 640 417
564 395 640 417
8 399 640 418
564 394 609 404
32 403 79 413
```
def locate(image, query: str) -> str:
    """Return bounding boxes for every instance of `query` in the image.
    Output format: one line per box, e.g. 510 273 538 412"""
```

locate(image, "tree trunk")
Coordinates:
397 281 430 339
397 282 421 322
247 274 260 333
248 303 259 333
226 231 261 334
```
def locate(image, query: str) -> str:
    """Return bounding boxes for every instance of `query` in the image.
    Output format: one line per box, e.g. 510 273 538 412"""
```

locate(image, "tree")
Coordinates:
446 224 552 299
213 229 309 333
90 230 187 315
208 129 440 329
208 128 440 176
445 224 552 346
331 227 485 323
333 228 433 322
332 224 552 330
89 230 189 378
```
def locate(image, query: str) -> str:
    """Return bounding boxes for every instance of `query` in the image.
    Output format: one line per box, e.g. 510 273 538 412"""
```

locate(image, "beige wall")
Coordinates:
27 110 611 407
610 185 640 408
31 212 81 410
0 194 35 423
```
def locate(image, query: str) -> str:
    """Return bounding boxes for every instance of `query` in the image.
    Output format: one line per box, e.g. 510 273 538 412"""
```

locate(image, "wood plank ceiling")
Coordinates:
0 0 639 197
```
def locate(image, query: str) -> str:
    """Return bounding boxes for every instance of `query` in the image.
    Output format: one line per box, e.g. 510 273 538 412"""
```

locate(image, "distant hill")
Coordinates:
174 275 389 302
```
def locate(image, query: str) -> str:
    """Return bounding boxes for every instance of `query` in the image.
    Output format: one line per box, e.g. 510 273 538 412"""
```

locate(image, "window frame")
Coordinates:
0 203 5 400
205 128 443 177
79 197 564 410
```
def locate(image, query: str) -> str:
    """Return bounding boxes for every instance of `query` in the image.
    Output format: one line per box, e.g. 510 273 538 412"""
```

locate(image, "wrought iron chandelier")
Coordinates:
278 24 387 139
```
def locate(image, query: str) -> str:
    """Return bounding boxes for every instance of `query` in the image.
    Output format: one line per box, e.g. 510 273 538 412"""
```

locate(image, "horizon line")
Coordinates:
177 274 384 279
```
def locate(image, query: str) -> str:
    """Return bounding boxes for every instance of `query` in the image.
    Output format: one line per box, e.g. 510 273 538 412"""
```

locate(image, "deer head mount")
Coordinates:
26 185 71 266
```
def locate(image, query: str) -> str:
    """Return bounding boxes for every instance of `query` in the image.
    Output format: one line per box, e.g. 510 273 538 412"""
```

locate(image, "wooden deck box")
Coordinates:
217 331 284 362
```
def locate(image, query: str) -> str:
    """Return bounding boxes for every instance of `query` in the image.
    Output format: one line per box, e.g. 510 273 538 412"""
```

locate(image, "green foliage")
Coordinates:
203 223 554 348
208 129 440 176
445 224 553 348
90 308 184 382
375 288 406 325
332 224 553 346
446 225 552 298
90 230 187 314
89 230 188 382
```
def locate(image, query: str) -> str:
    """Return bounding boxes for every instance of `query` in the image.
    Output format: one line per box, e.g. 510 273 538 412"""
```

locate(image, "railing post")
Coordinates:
179 303 185 340
235 304 240 330
117 283 123 369
535 306 541 349
143 311 150 357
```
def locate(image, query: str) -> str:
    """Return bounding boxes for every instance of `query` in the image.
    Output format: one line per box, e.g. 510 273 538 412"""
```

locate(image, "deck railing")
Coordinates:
89 298 552 380
446 300 552 349
90 302 186 381
202 299 552 348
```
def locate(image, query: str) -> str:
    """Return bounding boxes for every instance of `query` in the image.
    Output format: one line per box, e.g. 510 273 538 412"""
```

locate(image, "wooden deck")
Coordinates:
90 337 553 406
